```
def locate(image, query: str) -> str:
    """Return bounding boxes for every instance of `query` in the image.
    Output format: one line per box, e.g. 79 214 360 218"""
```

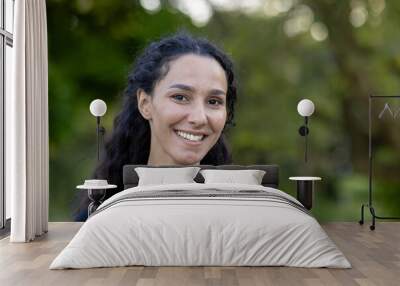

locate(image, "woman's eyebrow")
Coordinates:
168 84 194 92
209 89 226 97
169 83 226 96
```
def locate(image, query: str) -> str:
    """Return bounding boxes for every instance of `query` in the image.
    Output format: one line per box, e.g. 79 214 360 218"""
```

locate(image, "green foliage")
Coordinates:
48 0 400 222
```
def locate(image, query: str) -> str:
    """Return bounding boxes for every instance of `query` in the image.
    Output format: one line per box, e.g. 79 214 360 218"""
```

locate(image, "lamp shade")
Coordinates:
90 99 107 117
297 99 315 117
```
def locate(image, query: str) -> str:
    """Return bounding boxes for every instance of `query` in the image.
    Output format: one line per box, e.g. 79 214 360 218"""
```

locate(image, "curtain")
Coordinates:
7 0 49 242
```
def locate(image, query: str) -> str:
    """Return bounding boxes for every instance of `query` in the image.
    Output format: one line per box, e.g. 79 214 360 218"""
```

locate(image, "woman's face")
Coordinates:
138 54 228 165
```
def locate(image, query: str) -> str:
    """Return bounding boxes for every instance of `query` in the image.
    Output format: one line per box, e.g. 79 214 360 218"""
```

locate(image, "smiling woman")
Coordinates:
139 54 229 165
74 33 238 221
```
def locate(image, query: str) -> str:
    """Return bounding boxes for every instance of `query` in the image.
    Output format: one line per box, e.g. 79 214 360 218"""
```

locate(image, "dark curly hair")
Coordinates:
73 32 238 221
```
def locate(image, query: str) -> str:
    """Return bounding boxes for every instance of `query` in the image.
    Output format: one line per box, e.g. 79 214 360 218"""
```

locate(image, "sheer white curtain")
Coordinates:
6 0 49 242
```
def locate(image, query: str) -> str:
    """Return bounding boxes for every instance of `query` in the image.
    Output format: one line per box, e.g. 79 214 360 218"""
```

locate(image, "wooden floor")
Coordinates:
0 222 399 286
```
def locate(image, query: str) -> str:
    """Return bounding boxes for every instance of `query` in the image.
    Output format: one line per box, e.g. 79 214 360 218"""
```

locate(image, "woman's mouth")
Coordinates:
175 130 207 142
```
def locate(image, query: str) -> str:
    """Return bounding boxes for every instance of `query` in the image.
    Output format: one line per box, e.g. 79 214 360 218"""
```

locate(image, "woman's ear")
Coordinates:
137 89 152 120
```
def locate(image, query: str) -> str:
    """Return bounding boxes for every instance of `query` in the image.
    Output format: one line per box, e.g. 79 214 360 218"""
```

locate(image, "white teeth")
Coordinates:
176 131 204 142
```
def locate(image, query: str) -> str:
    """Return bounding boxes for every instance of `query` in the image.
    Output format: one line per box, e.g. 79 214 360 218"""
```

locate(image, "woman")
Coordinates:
74 33 238 221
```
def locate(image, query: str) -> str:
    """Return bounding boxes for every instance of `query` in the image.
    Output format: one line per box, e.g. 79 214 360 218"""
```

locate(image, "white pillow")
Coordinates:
135 167 201 186
200 169 266 185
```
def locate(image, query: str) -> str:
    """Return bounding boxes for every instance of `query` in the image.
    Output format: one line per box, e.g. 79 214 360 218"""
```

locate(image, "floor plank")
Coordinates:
0 222 399 286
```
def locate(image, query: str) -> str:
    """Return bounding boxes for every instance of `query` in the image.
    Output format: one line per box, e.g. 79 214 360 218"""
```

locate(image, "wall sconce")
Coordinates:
89 99 107 161
297 99 315 163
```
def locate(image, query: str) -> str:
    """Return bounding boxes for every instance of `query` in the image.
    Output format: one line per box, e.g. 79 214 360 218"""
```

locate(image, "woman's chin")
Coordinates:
173 153 203 166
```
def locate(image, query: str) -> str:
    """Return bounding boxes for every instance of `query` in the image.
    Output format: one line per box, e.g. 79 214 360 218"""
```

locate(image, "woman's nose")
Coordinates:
188 102 207 126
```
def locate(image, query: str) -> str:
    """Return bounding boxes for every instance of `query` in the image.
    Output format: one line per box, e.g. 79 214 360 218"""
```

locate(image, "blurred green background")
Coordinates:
47 0 400 222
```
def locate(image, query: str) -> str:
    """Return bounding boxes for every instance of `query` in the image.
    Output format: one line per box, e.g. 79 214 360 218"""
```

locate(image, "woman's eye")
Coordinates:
172 94 187 102
208 98 224 106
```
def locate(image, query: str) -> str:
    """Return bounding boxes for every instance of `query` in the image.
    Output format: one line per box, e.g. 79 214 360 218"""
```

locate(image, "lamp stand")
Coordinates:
95 116 106 162
96 117 100 161
298 116 309 163
305 116 308 163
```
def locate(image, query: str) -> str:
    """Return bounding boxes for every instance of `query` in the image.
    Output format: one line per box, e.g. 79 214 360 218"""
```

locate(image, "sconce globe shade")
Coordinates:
297 99 315 117
90 99 107 117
